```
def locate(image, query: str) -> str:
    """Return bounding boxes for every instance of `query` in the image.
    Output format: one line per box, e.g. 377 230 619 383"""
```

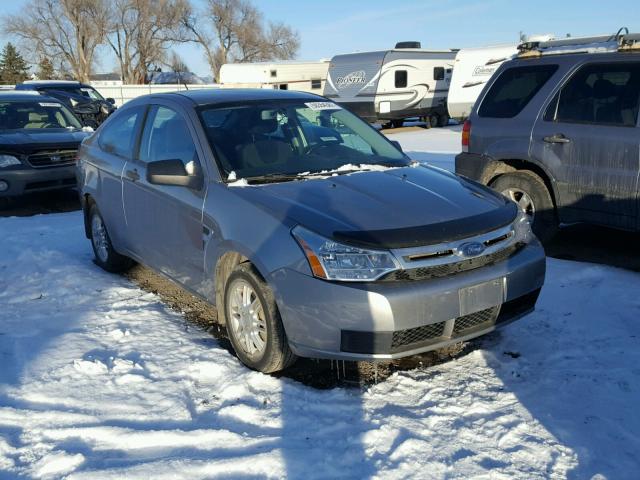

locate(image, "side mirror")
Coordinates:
147 159 203 190
106 97 116 105
390 140 403 152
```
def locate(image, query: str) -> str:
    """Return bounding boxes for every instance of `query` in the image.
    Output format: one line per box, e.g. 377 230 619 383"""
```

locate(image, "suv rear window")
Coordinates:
545 62 640 127
478 64 558 118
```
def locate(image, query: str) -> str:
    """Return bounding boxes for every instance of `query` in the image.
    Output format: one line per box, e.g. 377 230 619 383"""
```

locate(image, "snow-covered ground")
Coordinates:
1 127 639 479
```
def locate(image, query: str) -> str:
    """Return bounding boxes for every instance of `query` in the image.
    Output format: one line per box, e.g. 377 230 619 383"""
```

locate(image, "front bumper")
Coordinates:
270 240 546 361
0 164 77 197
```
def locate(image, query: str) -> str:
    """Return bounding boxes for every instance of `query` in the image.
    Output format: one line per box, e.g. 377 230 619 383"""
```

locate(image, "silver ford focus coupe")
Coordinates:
77 89 545 373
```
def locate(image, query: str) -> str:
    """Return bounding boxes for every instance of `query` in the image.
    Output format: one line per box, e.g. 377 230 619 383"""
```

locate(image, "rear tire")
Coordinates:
224 263 296 373
428 113 439 129
89 204 134 273
390 119 404 129
437 113 450 127
490 171 558 243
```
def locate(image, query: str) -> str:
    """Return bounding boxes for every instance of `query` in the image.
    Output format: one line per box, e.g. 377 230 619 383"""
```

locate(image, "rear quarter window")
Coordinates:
478 64 558 118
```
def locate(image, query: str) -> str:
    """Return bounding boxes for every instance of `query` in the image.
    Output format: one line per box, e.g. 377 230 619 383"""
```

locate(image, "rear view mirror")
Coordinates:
390 140 403 152
106 97 116 105
147 159 203 190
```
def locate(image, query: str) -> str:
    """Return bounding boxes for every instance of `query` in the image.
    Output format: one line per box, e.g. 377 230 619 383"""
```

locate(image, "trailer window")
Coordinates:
279 84 288 90
433 67 445 81
270 70 277 78
395 70 407 88
478 64 558 118
311 79 322 90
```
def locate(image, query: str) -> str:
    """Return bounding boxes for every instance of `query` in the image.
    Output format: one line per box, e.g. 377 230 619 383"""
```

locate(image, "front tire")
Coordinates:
89 204 134 273
490 171 558 243
224 263 296 373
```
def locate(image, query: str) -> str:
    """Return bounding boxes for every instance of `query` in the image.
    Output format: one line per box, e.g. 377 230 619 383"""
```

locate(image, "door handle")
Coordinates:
543 134 571 144
125 168 140 181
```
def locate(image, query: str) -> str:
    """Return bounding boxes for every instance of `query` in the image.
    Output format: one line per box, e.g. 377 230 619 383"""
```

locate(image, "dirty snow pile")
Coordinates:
0 126 639 479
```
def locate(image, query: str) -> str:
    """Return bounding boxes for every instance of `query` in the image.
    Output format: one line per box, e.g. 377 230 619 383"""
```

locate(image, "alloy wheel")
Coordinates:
227 279 268 359
502 187 536 220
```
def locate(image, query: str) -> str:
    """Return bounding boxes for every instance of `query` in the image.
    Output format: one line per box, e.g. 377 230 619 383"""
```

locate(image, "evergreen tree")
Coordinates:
0 43 30 84
36 56 55 80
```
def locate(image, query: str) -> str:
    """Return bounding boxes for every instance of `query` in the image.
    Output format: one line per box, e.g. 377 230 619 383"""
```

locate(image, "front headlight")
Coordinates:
513 208 534 244
0 155 21 168
292 226 399 281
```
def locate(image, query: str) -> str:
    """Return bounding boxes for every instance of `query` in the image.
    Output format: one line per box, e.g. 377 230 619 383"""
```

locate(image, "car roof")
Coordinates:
17 80 91 89
158 88 326 106
0 90 63 103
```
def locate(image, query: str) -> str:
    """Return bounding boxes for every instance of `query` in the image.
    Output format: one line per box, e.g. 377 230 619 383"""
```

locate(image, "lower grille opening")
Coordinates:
453 307 499 334
391 321 446 350
25 177 76 191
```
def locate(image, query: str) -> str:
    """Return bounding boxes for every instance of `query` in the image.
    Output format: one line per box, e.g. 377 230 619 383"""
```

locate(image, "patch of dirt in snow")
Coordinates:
125 262 476 389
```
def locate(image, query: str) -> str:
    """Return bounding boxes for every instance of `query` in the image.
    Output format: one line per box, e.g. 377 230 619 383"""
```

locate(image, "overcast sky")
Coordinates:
1 0 639 77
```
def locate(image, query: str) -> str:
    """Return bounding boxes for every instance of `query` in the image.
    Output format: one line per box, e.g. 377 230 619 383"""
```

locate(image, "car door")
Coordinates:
122 103 207 291
93 105 147 250
531 60 640 229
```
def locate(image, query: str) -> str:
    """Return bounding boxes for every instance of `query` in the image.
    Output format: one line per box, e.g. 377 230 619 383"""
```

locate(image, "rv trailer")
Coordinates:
219 61 330 93
323 43 456 127
447 45 518 120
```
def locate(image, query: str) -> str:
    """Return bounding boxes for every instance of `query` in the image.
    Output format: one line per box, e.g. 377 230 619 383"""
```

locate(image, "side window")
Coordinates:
98 107 144 158
478 64 558 118
395 70 408 88
433 67 445 81
311 79 322 90
139 106 197 166
550 63 640 127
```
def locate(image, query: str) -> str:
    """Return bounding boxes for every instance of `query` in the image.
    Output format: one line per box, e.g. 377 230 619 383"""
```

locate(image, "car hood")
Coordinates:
230 165 518 249
0 129 88 153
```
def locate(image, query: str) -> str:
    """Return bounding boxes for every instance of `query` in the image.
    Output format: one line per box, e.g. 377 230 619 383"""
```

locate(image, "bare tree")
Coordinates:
2 0 108 82
104 0 190 84
168 51 190 72
182 0 299 82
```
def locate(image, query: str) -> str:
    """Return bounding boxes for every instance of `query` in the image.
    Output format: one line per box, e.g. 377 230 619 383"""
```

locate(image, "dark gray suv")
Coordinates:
455 33 640 241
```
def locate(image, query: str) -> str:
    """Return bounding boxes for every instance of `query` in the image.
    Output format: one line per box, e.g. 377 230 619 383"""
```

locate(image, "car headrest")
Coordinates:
593 79 617 99
248 119 278 135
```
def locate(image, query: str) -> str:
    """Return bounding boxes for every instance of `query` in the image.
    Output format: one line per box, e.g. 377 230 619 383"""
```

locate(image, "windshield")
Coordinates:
0 100 83 130
198 100 409 180
49 86 105 101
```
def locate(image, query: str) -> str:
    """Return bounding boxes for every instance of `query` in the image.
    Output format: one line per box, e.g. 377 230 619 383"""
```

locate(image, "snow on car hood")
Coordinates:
228 164 517 248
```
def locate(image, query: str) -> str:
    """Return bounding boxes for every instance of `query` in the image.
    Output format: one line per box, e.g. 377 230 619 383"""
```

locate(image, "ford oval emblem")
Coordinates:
455 241 486 258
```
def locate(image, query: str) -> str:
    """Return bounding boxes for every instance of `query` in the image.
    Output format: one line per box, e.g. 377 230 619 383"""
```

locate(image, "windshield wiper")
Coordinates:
242 173 304 184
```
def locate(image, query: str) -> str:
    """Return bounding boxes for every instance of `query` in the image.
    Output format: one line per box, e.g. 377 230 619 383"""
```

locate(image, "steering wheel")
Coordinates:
304 142 333 155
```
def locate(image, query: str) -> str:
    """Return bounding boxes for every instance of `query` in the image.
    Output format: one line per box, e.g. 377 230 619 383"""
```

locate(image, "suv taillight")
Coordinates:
462 120 471 153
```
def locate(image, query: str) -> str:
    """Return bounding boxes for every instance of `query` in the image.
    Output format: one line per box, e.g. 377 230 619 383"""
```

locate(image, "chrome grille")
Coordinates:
382 243 521 282
26 150 77 168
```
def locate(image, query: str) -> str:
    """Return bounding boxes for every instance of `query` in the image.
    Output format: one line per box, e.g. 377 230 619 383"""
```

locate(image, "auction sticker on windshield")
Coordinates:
305 102 341 111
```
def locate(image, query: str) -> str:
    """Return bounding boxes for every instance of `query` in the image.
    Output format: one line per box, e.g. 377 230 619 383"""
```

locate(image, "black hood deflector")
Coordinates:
333 201 518 249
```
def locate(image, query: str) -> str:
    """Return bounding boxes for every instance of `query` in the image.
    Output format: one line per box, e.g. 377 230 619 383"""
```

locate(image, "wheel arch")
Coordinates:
214 250 269 326
82 193 96 239
482 158 559 209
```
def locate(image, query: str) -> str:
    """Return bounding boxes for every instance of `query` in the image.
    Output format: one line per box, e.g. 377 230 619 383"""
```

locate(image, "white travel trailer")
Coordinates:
219 61 330 93
447 45 519 120
324 43 457 127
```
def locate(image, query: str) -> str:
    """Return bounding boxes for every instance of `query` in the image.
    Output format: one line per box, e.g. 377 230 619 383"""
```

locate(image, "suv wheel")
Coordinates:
490 171 558 243
89 204 134 273
224 263 296 373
